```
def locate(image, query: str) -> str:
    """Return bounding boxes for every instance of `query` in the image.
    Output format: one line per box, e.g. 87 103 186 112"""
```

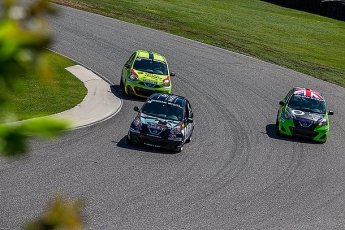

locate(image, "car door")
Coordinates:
278 89 293 119
184 100 194 140
122 52 136 84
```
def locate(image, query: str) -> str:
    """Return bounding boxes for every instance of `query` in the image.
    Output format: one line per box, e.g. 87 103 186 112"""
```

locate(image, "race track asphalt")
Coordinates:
1 3 345 230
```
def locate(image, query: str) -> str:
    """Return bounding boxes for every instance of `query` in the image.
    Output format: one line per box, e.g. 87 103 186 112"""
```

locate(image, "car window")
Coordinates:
284 89 293 103
133 59 168 75
141 101 183 121
128 53 136 65
288 95 326 113
186 101 193 118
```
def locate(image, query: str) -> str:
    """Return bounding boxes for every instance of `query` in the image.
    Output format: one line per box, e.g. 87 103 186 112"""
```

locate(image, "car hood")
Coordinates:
134 70 169 82
140 113 181 129
287 107 325 123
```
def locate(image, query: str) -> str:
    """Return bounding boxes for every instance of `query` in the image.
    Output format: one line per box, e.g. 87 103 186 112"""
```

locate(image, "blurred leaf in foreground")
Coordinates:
0 0 71 157
0 117 70 156
25 194 85 230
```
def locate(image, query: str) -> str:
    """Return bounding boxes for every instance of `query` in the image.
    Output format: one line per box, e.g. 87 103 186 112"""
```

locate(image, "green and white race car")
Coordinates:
276 87 334 143
120 50 175 98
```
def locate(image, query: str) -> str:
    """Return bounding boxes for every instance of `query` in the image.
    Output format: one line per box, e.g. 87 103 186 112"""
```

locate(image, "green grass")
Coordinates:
0 51 87 121
53 0 345 87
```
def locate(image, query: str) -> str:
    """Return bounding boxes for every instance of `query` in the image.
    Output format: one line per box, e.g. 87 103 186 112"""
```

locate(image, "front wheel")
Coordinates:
276 119 282 136
173 144 184 153
122 82 128 96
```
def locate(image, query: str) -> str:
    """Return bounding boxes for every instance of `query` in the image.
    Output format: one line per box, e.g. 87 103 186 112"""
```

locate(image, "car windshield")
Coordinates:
133 58 168 75
288 95 326 113
141 101 183 121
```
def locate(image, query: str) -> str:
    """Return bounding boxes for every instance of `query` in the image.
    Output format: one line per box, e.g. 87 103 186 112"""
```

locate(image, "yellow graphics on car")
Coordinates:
120 50 175 98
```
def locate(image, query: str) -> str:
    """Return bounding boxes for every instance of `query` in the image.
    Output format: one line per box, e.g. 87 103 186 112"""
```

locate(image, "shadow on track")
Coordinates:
115 136 179 154
111 85 148 103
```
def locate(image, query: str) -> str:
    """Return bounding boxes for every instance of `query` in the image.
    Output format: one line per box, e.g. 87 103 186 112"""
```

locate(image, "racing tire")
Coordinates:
173 144 184 153
122 84 128 96
120 76 124 87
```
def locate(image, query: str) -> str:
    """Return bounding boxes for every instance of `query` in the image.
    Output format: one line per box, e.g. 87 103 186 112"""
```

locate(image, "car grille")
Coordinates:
138 135 171 148
138 82 161 88
291 120 318 138
134 87 165 97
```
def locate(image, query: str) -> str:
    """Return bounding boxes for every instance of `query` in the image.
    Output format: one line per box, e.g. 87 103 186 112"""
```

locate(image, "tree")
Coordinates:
0 0 84 228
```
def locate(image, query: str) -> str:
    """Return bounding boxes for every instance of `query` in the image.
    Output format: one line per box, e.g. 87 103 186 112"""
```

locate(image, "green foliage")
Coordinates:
0 0 55 93
0 0 71 157
0 0 84 228
25 194 84 230
0 118 70 156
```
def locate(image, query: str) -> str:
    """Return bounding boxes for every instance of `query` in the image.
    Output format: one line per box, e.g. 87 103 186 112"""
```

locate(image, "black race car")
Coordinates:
127 93 194 152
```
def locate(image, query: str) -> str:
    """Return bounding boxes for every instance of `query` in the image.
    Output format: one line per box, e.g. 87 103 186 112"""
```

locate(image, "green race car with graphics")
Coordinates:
276 87 334 143
120 50 175 98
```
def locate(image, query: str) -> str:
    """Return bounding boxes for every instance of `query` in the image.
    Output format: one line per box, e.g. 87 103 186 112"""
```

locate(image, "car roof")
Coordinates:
292 87 325 100
135 50 166 63
147 93 186 107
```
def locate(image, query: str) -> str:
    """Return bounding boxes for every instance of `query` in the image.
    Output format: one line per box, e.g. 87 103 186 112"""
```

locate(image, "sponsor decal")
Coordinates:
144 142 161 148
147 123 165 135
157 120 168 129
297 117 312 127
143 79 157 87
146 134 162 138
292 110 305 116
311 114 322 120
168 134 182 141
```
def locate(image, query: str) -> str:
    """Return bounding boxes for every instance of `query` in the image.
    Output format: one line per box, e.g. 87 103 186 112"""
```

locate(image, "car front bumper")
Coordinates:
128 129 183 151
125 82 171 98
278 118 329 142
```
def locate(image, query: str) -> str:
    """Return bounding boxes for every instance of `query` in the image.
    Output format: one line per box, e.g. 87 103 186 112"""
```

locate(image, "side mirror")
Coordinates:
328 111 334 115
279 101 285 106
124 63 130 68
187 117 193 123
170 72 175 76
134 106 139 112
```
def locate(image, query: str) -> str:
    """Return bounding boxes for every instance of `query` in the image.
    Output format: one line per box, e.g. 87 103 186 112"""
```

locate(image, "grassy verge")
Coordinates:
0 51 87 121
52 0 345 87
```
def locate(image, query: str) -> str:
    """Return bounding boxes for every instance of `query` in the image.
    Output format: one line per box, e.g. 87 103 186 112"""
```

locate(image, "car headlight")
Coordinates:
132 116 141 127
284 110 293 120
170 125 182 134
318 117 328 126
162 77 170 86
129 73 138 81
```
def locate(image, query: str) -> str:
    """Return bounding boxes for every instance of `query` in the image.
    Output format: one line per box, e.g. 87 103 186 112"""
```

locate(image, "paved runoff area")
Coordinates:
50 65 121 129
